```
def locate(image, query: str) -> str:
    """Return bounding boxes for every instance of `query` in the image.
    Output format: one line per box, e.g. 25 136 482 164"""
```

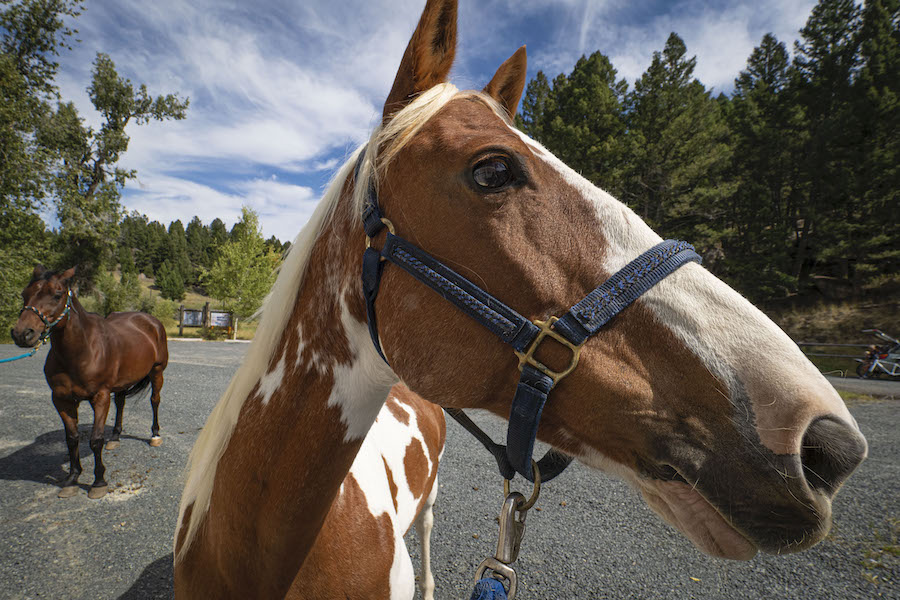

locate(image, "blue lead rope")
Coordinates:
469 578 508 600
0 346 40 364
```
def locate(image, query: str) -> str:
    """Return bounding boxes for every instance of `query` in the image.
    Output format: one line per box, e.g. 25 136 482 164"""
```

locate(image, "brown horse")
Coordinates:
175 1 866 597
11 265 169 499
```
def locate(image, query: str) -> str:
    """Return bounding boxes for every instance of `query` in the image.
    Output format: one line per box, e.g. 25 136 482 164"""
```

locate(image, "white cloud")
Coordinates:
525 0 817 92
126 172 318 243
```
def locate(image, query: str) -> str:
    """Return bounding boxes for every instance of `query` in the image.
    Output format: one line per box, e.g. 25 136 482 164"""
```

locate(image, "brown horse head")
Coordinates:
358 0 866 561
12 265 76 348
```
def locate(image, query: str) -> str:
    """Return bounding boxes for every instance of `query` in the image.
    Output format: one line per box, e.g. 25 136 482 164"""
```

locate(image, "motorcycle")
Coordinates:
856 329 900 379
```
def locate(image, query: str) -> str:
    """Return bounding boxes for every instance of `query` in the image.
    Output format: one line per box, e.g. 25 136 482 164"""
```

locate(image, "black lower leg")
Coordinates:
111 394 125 440
150 398 161 439
89 437 106 488
63 433 82 486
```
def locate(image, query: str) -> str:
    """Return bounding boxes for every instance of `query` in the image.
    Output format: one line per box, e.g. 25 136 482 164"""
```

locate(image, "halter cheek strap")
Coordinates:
356 151 701 482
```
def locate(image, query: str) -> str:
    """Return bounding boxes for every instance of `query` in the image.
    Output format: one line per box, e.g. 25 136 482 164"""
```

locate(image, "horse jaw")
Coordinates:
575 444 757 560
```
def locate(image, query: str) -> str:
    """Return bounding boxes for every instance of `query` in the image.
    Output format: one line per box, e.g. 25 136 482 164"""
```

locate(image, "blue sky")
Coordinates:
55 0 817 242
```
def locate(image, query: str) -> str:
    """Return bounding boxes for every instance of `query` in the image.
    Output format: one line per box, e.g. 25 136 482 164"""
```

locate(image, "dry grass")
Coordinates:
768 301 899 345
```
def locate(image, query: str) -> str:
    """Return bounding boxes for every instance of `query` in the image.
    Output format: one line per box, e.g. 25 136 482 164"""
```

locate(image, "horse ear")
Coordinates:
60 267 76 284
32 265 47 279
382 0 457 121
484 46 528 118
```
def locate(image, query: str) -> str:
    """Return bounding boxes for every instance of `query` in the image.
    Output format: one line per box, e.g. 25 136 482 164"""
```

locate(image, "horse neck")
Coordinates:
49 295 87 356
177 198 398 597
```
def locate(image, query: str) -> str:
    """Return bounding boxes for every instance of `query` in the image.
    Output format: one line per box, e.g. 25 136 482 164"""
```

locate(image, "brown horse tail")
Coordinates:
121 374 152 399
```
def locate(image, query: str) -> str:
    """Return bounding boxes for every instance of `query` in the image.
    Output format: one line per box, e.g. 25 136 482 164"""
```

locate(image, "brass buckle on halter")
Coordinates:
514 316 582 385
365 217 395 258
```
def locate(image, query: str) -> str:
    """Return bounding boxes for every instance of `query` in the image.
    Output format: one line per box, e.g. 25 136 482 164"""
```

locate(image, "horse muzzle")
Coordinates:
642 415 867 559
10 326 39 348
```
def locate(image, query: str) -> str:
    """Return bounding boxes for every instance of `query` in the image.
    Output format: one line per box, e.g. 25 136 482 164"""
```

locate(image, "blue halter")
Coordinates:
357 151 701 482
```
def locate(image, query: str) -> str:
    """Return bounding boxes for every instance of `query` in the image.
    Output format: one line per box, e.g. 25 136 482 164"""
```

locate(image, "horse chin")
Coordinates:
638 479 757 561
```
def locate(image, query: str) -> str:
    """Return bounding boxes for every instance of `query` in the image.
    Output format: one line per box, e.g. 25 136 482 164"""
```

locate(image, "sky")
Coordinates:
54 0 818 243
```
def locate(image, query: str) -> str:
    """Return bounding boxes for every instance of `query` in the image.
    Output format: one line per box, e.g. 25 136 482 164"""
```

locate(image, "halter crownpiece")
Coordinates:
356 149 701 482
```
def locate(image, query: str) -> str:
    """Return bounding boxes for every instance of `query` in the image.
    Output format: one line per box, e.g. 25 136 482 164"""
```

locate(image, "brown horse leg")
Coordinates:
87 389 111 499
106 392 126 450
53 394 82 498
149 367 163 447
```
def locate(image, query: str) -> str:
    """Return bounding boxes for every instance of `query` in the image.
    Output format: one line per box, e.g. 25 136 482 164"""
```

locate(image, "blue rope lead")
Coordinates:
0 346 39 364
469 578 508 600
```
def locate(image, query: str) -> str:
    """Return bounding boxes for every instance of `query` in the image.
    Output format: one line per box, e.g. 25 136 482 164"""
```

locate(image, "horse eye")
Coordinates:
53 293 63 300
472 158 512 190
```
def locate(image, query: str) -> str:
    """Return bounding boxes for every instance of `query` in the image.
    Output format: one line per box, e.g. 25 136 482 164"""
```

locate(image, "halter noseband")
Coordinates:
356 150 701 482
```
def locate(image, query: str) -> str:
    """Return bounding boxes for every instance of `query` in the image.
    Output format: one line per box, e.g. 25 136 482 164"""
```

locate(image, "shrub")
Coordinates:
95 270 141 316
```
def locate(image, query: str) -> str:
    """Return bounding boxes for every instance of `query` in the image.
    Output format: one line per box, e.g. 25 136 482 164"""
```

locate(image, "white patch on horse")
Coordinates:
257 355 286 406
326 296 397 441
347 397 430 600
295 323 306 369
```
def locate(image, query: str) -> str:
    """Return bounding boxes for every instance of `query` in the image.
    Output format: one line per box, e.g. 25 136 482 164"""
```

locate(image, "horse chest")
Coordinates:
45 352 111 400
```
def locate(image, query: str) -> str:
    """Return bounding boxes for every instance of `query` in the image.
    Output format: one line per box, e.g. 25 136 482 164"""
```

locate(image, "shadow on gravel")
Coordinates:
0 424 127 486
118 553 174 600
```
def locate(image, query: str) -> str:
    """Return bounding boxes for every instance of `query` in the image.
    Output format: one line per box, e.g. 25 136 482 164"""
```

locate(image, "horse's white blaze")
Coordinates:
511 126 860 456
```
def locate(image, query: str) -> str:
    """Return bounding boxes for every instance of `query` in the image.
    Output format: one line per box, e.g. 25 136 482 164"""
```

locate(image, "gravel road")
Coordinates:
0 342 897 599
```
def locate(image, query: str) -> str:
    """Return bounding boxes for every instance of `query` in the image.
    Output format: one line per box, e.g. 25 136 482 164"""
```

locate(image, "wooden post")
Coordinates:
179 304 184 337
203 302 210 328
232 314 238 340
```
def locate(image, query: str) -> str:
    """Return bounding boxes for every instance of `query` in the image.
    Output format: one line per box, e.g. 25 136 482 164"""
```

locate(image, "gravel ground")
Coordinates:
0 341 897 600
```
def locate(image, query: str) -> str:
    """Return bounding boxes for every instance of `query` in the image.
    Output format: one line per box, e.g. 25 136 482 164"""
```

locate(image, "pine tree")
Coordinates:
851 0 900 291
516 71 552 141
156 259 185 302
725 33 802 299
185 215 211 278
516 53 628 193
166 219 192 285
624 33 733 252
791 0 862 290
208 217 228 262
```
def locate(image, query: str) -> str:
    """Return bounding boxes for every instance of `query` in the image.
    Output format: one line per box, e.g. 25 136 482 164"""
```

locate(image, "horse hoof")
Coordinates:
58 486 79 498
88 485 108 500
149 436 162 447
105 440 120 450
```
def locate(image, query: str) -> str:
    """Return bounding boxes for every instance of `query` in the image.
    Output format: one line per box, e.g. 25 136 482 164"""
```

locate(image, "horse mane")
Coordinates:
175 82 510 562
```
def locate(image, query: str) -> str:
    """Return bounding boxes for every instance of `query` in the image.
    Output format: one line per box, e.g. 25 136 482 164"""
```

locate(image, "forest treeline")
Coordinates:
515 0 898 303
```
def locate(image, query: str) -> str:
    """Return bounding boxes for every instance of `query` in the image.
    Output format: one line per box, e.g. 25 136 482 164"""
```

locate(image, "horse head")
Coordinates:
12 265 75 348
362 0 866 561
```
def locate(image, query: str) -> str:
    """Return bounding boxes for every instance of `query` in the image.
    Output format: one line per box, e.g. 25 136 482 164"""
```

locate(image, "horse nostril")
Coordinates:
800 416 867 496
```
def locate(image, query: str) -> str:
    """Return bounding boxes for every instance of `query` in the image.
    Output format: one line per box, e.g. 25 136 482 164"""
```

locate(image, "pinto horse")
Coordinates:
11 266 168 499
175 0 867 597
